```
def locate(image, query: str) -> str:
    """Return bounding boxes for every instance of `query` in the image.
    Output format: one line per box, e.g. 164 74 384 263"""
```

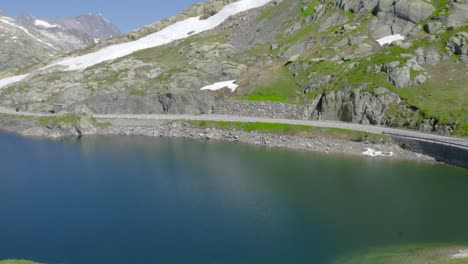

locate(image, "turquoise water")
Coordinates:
0 133 467 264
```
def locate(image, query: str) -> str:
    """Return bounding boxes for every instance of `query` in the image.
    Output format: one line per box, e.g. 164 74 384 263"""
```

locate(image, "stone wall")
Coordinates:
391 136 468 169
213 100 310 119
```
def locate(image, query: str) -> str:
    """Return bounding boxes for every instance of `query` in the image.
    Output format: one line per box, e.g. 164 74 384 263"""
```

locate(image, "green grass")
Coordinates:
0 260 41 264
396 61 468 136
432 0 450 17
238 94 290 102
239 66 301 104
129 88 147 96
189 120 391 143
39 114 81 127
332 243 468 264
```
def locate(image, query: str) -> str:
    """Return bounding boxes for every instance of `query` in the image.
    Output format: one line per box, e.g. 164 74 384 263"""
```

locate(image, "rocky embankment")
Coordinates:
0 114 434 163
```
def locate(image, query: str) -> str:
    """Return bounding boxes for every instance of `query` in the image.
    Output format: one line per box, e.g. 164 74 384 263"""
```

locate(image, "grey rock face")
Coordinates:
388 66 411 88
394 0 435 24
447 32 468 54
336 0 379 14
84 92 216 115
447 3 468 29
304 75 335 94
369 0 437 39
424 47 442 65
381 61 400 73
312 88 401 125
375 0 394 13
319 12 349 32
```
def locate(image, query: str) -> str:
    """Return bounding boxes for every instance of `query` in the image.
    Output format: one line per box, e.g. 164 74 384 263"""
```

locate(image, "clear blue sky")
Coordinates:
0 0 201 32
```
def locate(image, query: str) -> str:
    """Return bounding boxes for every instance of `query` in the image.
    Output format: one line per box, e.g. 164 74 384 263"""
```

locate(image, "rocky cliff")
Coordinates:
0 0 466 136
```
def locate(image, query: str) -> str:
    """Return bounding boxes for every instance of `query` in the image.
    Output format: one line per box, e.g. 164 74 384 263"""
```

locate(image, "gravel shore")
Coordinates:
0 116 435 162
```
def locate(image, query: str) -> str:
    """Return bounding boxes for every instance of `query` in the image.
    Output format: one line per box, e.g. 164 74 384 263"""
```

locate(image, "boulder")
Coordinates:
394 0 435 23
381 61 400 73
446 32 468 64
375 0 394 14
424 48 442 65
447 3 468 29
424 21 442 34
354 43 374 56
389 66 411 88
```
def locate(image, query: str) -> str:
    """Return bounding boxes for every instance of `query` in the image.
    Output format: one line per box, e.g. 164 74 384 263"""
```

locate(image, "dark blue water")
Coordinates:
0 132 467 264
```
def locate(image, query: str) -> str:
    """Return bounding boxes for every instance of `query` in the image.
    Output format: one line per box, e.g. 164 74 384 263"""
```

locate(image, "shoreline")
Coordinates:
0 116 435 163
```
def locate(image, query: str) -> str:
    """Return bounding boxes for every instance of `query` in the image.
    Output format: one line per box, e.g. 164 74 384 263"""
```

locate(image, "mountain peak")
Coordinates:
54 13 121 39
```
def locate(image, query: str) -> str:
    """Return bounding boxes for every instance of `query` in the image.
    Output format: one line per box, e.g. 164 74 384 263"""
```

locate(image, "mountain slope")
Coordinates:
0 13 121 73
0 0 466 136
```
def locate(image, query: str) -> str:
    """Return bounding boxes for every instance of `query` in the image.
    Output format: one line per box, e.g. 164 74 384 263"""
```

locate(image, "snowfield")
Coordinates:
34 19 60 29
201 80 239 92
0 0 273 88
0 74 30 90
44 0 273 71
376 34 405 46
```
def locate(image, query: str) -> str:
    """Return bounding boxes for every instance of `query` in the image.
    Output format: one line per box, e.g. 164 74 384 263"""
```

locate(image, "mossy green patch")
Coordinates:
433 0 450 17
396 61 468 136
238 94 290 102
239 65 301 104
39 114 81 127
0 260 42 264
331 243 468 264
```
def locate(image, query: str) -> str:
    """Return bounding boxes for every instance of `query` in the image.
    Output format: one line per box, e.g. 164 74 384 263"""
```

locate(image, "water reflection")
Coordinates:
0 133 467 264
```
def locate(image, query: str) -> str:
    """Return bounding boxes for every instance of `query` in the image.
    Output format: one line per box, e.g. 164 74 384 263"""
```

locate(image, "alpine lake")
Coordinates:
1 132 467 264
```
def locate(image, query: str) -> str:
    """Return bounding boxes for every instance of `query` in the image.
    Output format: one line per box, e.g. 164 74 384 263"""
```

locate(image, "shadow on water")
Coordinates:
1 133 467 264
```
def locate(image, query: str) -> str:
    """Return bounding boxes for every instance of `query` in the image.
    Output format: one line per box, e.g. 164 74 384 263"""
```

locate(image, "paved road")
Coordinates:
94 113 468 148
1 106 467 148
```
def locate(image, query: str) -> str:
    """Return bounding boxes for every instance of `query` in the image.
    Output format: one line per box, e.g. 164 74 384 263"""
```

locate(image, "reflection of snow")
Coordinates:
201 80 238 92
453 249 468 259
0 74 29 89
376 34 405 46
362 148 394 157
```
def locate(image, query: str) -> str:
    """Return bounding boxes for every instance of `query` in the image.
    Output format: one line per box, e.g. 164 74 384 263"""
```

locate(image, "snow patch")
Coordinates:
0 74 29 89
362 148 394 157
0 16 14 22
43 0 273 71
453 249 468 259
34 19 60 29
376 34 405 46
201 80 239 92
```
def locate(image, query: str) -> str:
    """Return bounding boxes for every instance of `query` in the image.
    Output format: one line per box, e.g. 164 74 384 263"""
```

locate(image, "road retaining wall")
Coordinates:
391 135 468 169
